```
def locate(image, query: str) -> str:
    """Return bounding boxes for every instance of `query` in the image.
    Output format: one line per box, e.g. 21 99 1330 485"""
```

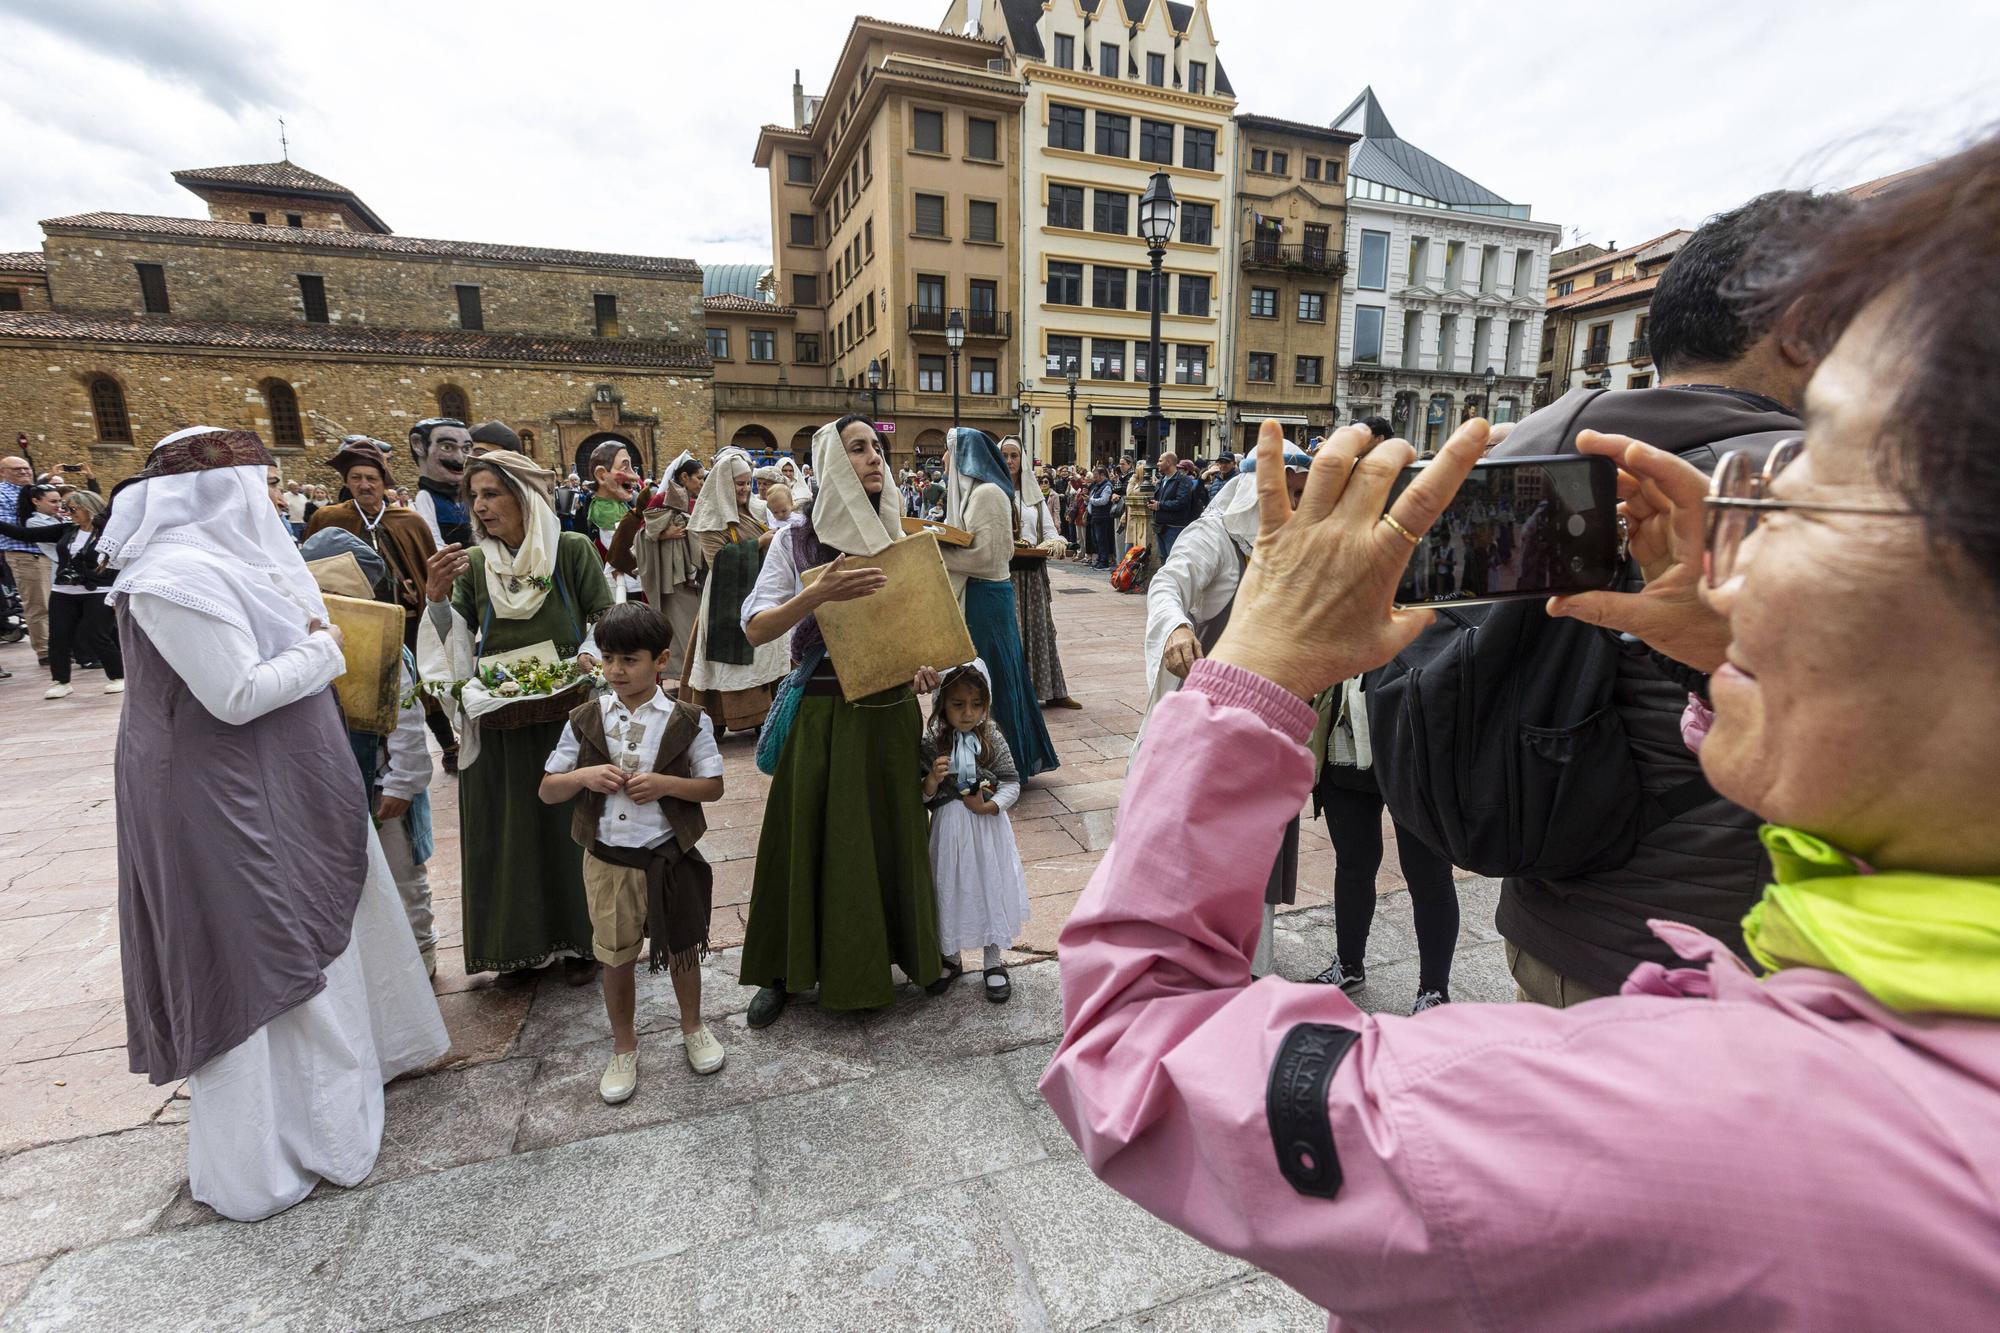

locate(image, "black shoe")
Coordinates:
925 955 963 997
747 983 789 1028
983 967 1011 1004
1412 990 1450 1015
563 957 599 986
441 744 460 777
36 655 48 666
1309 960 1366 994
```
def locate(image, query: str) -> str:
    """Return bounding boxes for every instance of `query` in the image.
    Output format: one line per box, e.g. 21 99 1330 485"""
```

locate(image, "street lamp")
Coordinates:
1065 359 1080 465
867 357 883 427
1138 170 1178 460
1483 364 1499 423
945 308 967 431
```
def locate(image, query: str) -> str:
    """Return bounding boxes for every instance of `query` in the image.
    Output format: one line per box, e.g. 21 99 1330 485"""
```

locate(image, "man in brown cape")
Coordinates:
305 436 438 650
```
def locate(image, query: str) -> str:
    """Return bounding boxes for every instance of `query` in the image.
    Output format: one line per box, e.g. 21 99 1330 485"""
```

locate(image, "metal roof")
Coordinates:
702 263 772 300
1333 87 1512 209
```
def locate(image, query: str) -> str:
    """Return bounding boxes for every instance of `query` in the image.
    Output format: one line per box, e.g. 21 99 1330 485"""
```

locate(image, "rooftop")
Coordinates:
172 160 392 234
1234 112 1360 148
703 264 773 301
992 0 1232 93
1333 87 1526 219
703 293 795 315
39 212 703 280
0 251 45 273
1547 271 1660 315
0 311 711 370
1549 228 1692 282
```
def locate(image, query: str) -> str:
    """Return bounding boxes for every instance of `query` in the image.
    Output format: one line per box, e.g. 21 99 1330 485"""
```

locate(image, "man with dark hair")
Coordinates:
1370 187 1856 1009
304 438 438 650
1356 416 1394 442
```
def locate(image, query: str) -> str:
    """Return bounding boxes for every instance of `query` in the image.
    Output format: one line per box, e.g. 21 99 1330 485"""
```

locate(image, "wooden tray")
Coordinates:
1010 545 1050 561
900 516 974 548
803 533 976 701
321 594 404 736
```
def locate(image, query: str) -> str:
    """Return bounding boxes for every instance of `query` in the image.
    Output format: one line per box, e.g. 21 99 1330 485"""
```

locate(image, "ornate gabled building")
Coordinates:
1536 229 1692 402
1331 88 1560 450
0 160 712 483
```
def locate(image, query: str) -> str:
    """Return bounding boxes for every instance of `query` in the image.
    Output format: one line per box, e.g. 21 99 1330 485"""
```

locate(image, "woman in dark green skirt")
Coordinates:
737 416 943 1025
421 452 612 978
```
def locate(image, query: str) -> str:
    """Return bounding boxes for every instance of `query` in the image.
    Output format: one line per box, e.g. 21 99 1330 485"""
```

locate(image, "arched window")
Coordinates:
437 385 470 422
88 376 131 443
263 380 303 448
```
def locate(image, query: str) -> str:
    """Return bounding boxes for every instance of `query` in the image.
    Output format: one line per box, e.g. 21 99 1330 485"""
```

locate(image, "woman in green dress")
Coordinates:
736 416 943 1026
420 451 612 979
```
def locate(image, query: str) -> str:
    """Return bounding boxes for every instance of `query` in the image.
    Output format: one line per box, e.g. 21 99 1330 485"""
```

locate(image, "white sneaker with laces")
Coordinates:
683 1025 725 1075
599 1049 639 1104
44 683 72 700
103 680 124 694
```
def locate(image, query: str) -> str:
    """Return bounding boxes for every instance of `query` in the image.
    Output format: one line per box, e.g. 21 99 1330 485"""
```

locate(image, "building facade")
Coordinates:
0 161 712 485
736 18 1027 475
1535 230 1689 402
948 0 1237 466
1331 89 1560 451
1226 113 1358 451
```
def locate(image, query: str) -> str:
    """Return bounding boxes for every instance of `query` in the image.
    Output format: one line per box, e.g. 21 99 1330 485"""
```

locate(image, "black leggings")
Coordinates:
1322 777 1460 994
48 590 122 685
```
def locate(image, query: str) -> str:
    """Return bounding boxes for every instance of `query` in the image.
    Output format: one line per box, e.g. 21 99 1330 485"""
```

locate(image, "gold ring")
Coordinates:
1379 512 1422 545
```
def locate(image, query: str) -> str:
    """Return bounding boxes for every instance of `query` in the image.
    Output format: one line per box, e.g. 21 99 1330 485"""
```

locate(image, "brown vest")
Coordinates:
565 695 709 854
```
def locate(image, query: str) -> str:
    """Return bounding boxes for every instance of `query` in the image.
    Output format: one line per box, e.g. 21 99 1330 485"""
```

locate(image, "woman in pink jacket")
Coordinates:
1042 134 2000 1331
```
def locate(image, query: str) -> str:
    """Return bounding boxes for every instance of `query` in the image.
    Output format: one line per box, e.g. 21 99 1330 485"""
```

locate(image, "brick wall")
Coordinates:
0 343 715 487
40 231 706 343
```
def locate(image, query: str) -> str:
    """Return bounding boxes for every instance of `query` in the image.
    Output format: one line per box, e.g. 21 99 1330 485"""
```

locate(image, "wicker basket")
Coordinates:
477 677 595 731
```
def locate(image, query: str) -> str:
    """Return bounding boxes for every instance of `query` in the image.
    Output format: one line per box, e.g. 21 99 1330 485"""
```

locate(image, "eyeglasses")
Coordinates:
1703 439 1921 588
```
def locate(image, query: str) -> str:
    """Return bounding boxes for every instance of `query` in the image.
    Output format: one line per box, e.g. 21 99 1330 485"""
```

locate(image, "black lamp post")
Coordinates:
1482 364 1499 423
1138 170 1178 459
945 308 966 431
867 357 883 427
1065 359 1079 464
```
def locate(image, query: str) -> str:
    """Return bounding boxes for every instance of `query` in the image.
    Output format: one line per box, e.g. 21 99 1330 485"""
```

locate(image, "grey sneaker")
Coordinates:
1309 961 1366 994
1412 990 1451 1015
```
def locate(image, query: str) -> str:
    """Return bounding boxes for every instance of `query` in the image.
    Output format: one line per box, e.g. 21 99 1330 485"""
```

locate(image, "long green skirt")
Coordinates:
738 687 940 1008
459 718 595 974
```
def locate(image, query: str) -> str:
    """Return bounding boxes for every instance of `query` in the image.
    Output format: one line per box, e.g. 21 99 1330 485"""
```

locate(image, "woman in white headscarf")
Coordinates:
734 414 943 1027
681 446 789 733
105 426 446 1222
939 427 1059 778
613 451 706 684
420 449 614 978
998 436 1078 710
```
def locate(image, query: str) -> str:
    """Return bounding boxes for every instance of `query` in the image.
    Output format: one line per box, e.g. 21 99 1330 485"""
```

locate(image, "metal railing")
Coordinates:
1581 343 1611 368
907 306 1012 337
1629 335 1650 362
1240 241 1347 275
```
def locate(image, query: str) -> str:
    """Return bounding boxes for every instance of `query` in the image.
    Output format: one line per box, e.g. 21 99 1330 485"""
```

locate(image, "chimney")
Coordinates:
792 70 805 129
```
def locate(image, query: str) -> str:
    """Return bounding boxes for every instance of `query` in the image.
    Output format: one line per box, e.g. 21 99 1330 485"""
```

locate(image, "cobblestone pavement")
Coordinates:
0 560 1510 1330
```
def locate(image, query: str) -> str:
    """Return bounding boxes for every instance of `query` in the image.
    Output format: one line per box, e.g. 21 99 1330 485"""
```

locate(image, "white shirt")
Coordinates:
543 686 724 848
378 655 434 801
740 522 806 634
128 595 344 727
284 492 308 524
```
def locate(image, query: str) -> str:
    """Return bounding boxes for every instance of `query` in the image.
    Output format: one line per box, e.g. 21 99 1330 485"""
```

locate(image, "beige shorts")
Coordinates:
582 852 647 967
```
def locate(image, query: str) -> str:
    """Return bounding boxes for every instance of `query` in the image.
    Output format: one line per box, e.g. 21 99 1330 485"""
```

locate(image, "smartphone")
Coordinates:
60 463 82 473
1385 454 1621 609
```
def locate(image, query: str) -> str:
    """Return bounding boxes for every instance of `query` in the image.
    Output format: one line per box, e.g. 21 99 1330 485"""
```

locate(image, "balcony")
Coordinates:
1581 343 1611 369
907 306 1012 338
1629 335 1651 364
1241 241 1348 277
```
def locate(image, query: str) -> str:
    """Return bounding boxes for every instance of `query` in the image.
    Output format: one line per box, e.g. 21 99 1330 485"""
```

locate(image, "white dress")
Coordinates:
925 730 1031 955
130 596 449 1223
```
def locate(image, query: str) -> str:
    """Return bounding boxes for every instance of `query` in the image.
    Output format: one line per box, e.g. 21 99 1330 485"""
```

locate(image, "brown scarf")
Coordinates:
587 838 712 974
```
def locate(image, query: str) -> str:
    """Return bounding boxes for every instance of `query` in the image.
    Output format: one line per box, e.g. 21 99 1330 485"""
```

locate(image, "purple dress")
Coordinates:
115 606 370 1085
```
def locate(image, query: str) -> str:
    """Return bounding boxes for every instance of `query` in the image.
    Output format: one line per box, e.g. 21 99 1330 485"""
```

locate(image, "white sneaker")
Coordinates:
43 683 71 700
599 1049 639 1104
683 1025 726 1076
103 680 124 694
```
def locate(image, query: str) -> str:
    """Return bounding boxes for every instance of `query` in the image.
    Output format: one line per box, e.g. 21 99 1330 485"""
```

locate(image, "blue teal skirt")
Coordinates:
963 578 1059 779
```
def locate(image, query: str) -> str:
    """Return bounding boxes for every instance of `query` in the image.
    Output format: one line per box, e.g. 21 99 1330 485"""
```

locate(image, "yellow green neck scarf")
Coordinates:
1741 825 2000 1018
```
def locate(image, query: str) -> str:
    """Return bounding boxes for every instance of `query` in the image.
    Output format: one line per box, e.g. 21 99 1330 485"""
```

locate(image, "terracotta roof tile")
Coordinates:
1548 272 1658 314
40 212 704 280
0 251 45 273
1548 228 1691 282
0 311 711 370
702 294 796 314
173 161 363 197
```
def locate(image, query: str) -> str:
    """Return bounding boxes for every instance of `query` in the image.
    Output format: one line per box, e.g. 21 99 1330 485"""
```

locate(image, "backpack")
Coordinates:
1109 544 1149 593
1364 389 1713 879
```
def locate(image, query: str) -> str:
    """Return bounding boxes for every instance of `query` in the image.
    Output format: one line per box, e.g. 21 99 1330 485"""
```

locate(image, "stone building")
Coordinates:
1534 230 1690 403
727 17 1027 475
1226 113 1358 451
1331 88 1560 452
0 160 712 485
949 0 1238 466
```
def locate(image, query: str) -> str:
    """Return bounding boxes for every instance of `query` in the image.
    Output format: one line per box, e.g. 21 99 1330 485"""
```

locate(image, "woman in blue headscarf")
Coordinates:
939 428 1059 779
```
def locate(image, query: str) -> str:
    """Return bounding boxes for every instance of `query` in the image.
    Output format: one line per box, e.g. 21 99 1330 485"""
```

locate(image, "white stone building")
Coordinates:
1331 89 1561 451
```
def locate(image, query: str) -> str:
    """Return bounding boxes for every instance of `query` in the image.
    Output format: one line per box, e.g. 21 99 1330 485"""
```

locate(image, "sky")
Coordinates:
4 0 1998 266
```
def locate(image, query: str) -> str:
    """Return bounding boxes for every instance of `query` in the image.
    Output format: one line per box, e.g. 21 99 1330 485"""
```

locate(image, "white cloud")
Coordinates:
3 0 1996 267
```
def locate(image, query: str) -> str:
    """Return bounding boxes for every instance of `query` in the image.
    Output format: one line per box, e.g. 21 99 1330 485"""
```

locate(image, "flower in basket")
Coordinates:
496 680 522 697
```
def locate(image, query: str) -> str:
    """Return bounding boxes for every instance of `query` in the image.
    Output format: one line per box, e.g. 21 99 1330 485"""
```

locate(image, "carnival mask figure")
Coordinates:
409 417 474 548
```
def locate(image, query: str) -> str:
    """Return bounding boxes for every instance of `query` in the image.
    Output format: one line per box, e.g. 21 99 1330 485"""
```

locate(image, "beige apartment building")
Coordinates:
1227 114 1359 451
736 17 1025 473
947 0 1237 466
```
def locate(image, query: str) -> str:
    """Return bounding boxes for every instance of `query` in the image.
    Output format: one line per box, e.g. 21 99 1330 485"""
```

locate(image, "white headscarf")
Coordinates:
100 426 326 658
691 447 757 534
1210 441 1314 551
468 453 562 620
807 420 901 556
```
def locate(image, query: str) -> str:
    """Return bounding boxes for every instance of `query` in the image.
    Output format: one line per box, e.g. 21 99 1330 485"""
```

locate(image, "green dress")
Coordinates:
738 678 941 1009
450 532 613 973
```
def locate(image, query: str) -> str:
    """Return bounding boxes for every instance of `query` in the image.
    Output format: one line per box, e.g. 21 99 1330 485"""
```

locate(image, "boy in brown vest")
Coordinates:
539 603 725 1104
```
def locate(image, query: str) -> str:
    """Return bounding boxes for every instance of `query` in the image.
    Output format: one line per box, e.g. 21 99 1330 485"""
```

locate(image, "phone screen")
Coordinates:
1385 454 1620 608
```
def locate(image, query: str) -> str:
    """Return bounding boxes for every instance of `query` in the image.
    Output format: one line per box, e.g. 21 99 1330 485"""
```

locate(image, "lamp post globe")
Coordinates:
1138 171 1178 460
946 309 966 431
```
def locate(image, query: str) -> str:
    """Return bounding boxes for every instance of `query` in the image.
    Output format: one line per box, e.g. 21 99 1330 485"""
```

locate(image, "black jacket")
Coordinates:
1154 473 1202 527
1423 384 1798 993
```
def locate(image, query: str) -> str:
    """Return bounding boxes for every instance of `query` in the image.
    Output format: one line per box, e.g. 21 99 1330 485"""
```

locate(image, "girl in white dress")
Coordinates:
919 659 1030 1003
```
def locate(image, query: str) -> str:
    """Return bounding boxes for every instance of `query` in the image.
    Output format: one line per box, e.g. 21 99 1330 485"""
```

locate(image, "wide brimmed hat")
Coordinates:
327 436 395 480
